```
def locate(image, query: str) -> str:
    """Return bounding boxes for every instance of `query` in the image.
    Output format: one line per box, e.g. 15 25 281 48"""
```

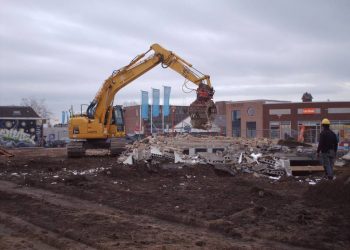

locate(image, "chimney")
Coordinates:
302 92 313 102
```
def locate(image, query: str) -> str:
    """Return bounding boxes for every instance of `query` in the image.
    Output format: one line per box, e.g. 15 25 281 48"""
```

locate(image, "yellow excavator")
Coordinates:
68 43 217 157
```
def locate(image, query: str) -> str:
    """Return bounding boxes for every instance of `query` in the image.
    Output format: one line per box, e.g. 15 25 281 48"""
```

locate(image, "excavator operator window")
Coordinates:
112 106 125 132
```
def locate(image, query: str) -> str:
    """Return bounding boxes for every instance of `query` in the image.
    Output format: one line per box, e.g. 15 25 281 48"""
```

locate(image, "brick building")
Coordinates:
263 101 350 143
225 100 288 138
213 101 227 135
224 97 350 144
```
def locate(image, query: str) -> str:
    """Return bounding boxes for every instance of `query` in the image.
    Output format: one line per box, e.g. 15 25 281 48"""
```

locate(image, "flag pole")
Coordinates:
162 105 164 133
162 86 164 134
151 102 153 135
139 91 142 135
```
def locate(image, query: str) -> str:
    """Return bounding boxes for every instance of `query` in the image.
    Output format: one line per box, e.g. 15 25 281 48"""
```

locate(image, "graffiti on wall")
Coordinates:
0 119 43 147
0 128 36 147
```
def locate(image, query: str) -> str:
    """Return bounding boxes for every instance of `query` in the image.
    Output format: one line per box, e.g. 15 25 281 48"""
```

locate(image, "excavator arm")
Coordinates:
68 43 216 157
87 43 216 129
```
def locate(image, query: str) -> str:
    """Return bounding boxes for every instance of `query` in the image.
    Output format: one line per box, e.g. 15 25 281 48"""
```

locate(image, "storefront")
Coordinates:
297 121 321 144
263 102 350 144
269 121 292 140
331 120 350 143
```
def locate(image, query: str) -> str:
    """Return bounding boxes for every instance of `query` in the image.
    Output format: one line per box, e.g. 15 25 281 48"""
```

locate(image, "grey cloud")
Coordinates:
1 0 349 120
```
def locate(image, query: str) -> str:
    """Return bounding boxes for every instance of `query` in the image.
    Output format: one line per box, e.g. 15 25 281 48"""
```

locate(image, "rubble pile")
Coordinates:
343 152 350 166
118 134 294 178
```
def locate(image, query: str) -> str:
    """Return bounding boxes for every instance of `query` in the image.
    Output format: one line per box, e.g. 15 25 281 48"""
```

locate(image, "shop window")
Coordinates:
232 110 241 120
246 122 256 138
232 110 241 137
330 120 350 143
270 121 291 139
270 122 280 139
328 108 350 114
269 109 291 115
298 121 320 143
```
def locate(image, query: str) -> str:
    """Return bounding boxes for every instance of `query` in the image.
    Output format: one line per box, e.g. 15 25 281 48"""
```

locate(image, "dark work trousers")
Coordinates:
321 150 335 179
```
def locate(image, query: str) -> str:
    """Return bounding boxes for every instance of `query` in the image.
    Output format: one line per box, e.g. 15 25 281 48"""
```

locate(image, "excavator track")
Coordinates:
110 138 127 156
67 141 85 158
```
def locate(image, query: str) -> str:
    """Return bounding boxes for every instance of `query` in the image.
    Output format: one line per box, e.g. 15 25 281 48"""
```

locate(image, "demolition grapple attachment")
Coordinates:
189 83 217 130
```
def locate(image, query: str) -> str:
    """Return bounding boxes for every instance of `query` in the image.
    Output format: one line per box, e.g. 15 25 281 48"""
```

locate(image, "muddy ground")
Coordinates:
0 148 349 249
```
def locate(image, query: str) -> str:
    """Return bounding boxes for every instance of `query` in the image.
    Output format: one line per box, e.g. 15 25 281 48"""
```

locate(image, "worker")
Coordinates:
317 118 338 180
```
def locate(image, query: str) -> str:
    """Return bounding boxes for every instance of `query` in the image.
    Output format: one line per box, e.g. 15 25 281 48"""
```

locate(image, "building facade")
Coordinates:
225 100 288 138
0 106 45 147
214 101 227 135
263 101 350 144
224 99 350 144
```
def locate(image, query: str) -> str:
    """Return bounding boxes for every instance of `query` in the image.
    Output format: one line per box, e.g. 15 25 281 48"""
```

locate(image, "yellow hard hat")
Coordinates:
321 118 330 125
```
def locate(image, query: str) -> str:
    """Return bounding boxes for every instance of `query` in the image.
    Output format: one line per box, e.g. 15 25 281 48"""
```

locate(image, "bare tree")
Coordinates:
21 97 52 119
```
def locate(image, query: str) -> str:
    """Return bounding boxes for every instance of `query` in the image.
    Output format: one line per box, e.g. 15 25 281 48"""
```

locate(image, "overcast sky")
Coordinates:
1 0 350 121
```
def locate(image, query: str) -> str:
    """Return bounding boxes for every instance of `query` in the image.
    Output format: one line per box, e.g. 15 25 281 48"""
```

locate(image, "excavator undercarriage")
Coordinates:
67 138 128 158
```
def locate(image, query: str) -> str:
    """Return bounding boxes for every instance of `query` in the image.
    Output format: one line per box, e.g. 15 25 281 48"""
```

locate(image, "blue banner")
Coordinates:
163 86 171 116
152 88 160 117
61 111 66 124
141 91 149 119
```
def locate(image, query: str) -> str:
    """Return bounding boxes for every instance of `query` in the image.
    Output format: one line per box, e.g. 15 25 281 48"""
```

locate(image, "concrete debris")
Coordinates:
123 155 133 165
268 176 281 181
238 152 243 164
174 152 184 163
342 152 350 161
117 134 300 178
250 153 262 163
341 152 350 167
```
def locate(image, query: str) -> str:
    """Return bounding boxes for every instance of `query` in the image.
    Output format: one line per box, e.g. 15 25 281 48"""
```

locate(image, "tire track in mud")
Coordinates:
0 211 95 250
0 180 310 249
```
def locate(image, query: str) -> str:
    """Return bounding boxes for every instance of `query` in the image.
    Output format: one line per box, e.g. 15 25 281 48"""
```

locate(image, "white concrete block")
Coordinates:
123 155 133 165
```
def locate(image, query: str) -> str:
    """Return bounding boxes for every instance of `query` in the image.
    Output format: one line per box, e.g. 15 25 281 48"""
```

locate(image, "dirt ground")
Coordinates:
0 148 349 249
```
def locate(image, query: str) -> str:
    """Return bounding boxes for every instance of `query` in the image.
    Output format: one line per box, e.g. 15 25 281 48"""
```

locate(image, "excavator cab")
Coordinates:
111 105 125 132
104 105 125 133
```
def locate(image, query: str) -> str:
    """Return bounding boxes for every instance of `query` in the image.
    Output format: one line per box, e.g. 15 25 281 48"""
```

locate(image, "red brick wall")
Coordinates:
226 101 265 138
263 102 350 136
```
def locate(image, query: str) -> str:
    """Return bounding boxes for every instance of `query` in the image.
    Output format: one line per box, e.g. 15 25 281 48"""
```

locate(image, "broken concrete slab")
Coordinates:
123 155 133 165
